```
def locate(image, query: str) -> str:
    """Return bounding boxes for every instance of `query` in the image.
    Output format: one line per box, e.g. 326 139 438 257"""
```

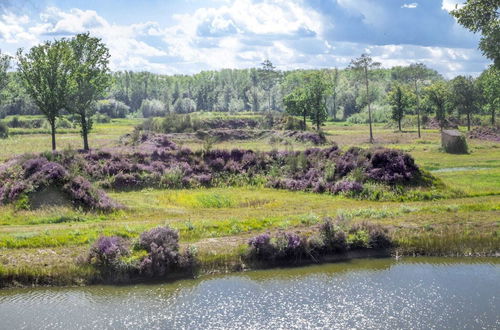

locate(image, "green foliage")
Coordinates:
17 38 74 150
66 33 111 150
423 81 450 128
451 0 500 67
387 84 415 131
477 65 499 125
0 121 8 139
449 75 481 130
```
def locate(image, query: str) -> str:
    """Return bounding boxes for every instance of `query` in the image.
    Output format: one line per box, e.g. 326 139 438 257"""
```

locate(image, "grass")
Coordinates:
0 117 499 286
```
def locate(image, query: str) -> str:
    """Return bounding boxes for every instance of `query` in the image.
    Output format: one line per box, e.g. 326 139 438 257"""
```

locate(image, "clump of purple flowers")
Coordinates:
332 180 364 195
366 149 420 184
88 236 129 270
137 226 196 277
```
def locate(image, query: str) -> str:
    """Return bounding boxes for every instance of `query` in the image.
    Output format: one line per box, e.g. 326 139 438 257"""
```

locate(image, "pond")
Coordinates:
1 257 498 329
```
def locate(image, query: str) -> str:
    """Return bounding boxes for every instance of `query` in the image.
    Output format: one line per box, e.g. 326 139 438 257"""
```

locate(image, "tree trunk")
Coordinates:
398 118 402 132
492 109 496 126
365 67 373 143
50 120 56 151
415 80 421 138
467 113 471 131
81 114 90 151
303 113 307 131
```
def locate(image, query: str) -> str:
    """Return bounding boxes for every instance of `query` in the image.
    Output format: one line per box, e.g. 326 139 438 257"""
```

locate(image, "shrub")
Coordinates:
140 99 168 118
366 149 420 184
247 233 274 260
332 180 363 195
319 218 347 252
350 222 392 249
88 236 129 271
0 122 8 138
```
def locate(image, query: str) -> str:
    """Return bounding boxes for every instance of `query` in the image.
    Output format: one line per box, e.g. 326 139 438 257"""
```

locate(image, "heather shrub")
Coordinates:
88 236 129 272
366 149 420 184
332 180 363 196
247 233 274 260
136 226 196 277
274 232 306 259
350 222 392 249
319 218 347 252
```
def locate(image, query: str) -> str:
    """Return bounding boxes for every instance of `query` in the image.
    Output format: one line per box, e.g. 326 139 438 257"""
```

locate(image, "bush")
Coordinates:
319 218 347 252
140 99 168 118
0 122 8 139
96 99 131 118
88 236 129 271
93 113 111 123
366 149 420 184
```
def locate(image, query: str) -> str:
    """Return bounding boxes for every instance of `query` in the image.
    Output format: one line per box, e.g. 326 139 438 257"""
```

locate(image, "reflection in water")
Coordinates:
0 258 499 329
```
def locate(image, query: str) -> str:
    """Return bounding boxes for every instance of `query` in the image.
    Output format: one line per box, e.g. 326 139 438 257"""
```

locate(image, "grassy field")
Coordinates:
0 116 498 285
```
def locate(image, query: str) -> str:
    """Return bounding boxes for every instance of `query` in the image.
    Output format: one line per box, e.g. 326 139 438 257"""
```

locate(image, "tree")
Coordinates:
284 87 308 130
67 33 111 150
387 84 414 131
423 81 450 129
407 63 434 138
451 0 500 68
259 59 278 111
477 65 500 125
17 40 73 151
0 51 10 97
450 75 480 131
349 54 381 143
307 71 330 131
329 68 340 120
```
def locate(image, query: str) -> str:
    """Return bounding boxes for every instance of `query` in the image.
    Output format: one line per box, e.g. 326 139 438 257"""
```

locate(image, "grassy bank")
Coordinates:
0 118 498 287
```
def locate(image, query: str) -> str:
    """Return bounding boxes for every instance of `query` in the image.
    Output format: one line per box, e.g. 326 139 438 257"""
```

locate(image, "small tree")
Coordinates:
284 87 308 130
407 63 433 138
0 50 10 96
259 59 278 111
450 75 480 131
349 54 381 143
67 33 111 150
424 81 450 130
307 71 330 131
477 65 499 125
387 84 414 131
17 40 73 151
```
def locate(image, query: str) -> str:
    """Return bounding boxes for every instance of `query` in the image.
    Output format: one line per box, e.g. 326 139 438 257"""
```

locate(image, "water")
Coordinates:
0 258 498 329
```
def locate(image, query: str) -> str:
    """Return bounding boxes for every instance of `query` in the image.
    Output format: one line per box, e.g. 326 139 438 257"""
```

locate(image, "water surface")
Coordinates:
0 257 498 329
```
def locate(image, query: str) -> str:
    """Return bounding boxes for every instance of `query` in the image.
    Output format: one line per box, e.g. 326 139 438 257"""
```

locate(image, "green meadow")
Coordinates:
0 116 499 285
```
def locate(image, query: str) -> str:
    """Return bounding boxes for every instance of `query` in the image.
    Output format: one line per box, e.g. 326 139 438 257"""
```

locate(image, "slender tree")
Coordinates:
477 65 499 125
387 84 414 132
259 59 278 111
0 51 10 93
424 81 450 130
451 0 500 68
284 87 308 130
67 33 111 150
407 63 431 138
307 71 330 131
450 75 480 131
349 54 381 143
17 40 73 150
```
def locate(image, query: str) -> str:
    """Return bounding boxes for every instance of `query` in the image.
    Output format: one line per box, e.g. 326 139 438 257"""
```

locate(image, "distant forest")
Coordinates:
1 59 498 130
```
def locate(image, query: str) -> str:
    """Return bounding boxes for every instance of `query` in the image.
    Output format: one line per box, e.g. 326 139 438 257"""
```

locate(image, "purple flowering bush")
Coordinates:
245 218 393 265
366 149 420 184
88 236 129 271
136 226 196 277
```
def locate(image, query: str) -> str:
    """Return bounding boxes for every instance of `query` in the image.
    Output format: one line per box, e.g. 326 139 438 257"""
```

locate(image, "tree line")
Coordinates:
0 0 498 147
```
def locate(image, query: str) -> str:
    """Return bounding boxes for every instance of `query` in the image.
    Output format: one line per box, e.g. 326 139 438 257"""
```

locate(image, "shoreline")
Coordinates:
1 247 498 289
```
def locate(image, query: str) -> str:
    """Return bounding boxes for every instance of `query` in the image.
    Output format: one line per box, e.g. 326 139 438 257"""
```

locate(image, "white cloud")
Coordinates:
402 3 418 9
441 0 464 12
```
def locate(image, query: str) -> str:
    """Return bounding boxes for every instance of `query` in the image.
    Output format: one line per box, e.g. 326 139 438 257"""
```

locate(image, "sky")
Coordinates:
0 0 491 78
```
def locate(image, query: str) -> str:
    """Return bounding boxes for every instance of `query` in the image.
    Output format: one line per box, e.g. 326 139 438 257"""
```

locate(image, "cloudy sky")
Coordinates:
0 0 491 77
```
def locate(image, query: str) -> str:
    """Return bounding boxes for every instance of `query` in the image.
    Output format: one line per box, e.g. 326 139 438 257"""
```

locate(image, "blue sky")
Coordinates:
0 0 491 77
